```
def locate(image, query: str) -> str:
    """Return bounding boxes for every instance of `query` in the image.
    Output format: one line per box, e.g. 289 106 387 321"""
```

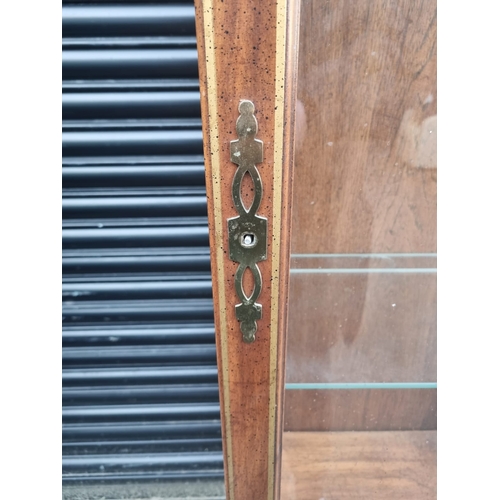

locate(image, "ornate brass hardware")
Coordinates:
228 100 267 343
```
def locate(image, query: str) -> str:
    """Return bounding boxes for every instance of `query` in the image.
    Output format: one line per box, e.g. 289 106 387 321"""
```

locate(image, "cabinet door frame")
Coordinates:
194 0 300 498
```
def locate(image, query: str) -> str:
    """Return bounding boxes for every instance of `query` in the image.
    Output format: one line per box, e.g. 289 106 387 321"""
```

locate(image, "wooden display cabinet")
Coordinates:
194 0 437 498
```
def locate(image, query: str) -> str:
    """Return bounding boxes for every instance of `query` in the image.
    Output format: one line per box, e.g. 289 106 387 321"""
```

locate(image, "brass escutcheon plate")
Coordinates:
228 100 267 343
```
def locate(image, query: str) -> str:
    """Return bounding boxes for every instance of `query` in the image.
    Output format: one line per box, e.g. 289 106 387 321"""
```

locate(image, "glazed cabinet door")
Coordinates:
195 0 436 498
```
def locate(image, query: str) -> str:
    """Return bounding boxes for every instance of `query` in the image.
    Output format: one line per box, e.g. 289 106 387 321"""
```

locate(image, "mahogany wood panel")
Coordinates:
284 0 437 432
284 389 437 431
194 0 300 498
281 431 437 499
291 0 437 253
286 272 436 383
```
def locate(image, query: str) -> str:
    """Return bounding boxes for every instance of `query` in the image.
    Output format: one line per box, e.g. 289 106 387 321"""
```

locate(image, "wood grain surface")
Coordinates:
285 0 437 435
194 0 300 498
281 431 437 499
286 272 437 384
284 389 437 431
292 0 437 254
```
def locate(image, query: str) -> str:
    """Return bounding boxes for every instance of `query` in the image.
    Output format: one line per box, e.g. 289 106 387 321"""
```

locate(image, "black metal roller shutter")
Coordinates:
62 1 223 485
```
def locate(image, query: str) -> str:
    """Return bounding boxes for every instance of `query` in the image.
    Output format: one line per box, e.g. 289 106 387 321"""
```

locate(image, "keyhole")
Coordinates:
240 232 257 248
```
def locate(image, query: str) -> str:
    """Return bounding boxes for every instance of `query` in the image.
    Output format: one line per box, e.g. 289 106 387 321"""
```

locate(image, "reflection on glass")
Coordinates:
283 0 437 497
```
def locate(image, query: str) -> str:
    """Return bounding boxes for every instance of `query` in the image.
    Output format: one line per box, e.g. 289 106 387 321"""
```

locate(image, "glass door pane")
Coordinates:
282 0 437 497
